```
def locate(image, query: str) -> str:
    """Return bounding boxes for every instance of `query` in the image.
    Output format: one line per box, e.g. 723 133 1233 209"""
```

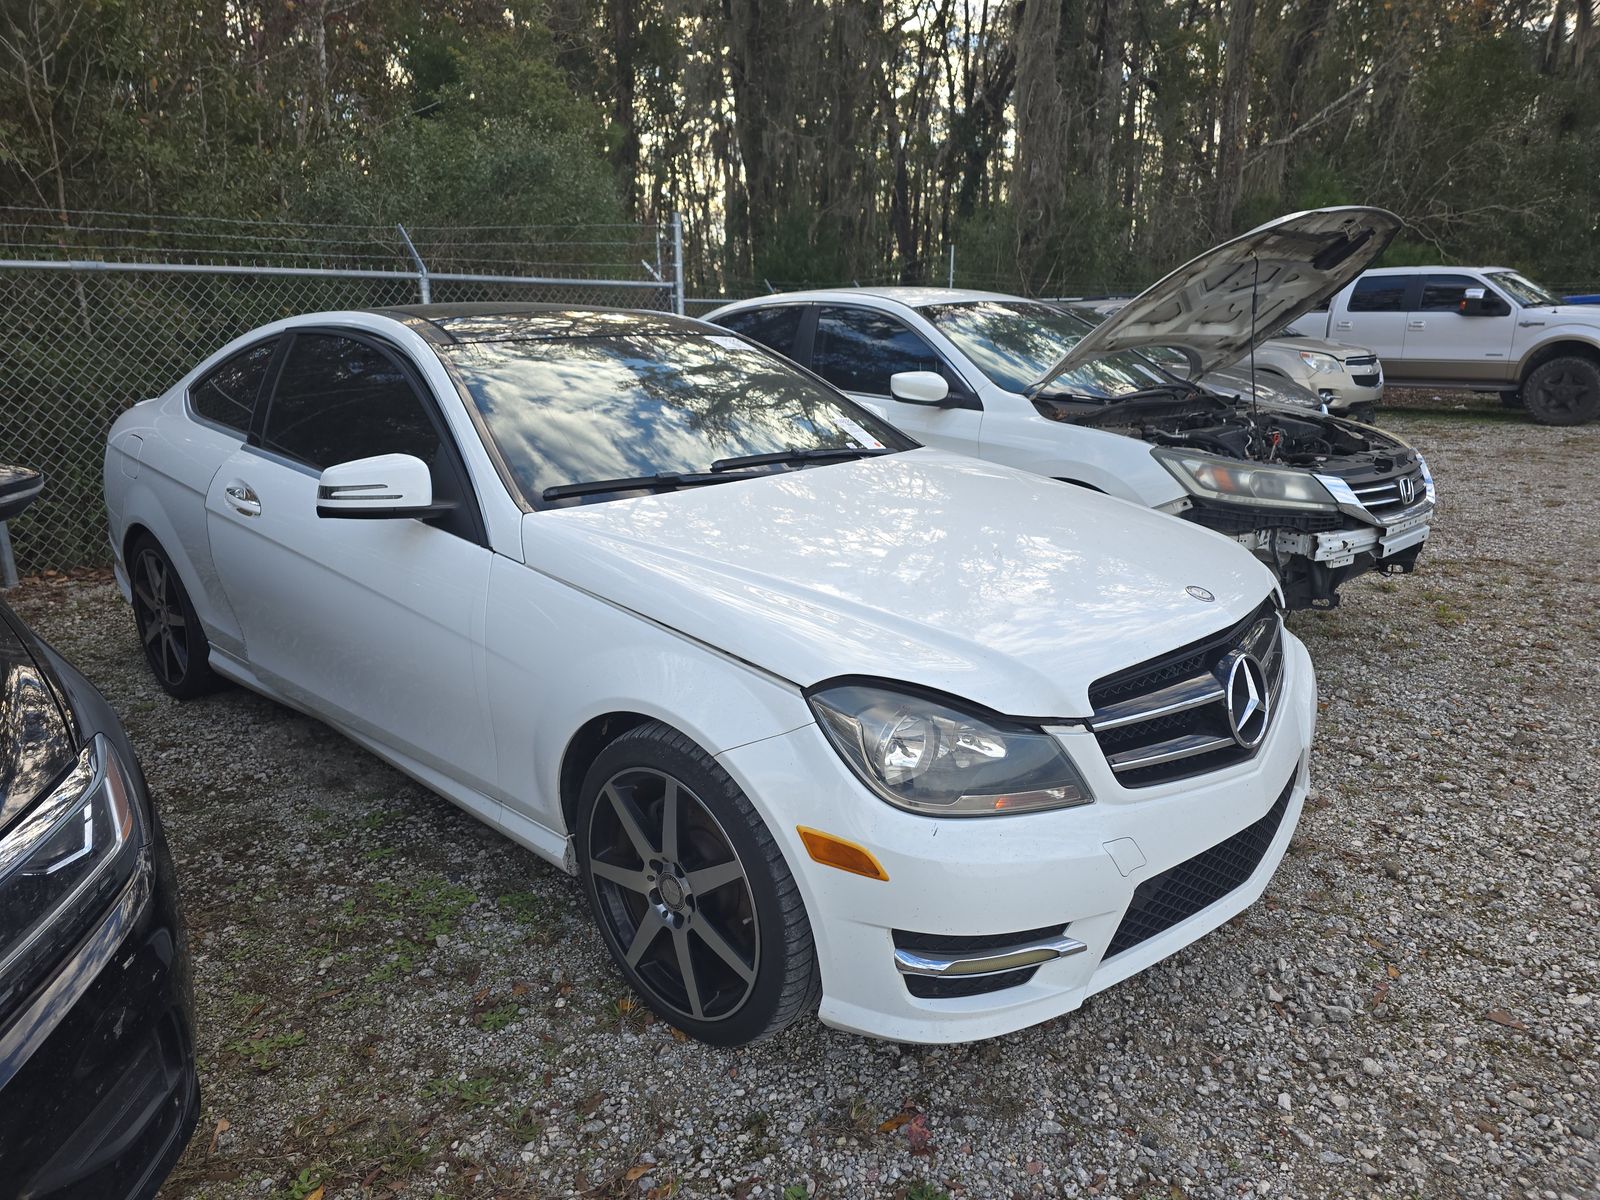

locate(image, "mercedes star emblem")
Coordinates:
1222 651 1270 749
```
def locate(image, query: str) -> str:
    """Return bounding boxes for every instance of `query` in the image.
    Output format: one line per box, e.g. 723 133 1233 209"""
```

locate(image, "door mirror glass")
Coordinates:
889 370 951 405
316 454 441 519
0 464 43 523
1458 287 1507 317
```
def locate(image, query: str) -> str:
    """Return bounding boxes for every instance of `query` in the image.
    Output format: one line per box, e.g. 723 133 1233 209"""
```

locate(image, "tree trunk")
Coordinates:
1212 0 1257 237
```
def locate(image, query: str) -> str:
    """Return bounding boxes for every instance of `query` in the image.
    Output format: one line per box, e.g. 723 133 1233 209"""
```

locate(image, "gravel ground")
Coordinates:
8 405 1598 1200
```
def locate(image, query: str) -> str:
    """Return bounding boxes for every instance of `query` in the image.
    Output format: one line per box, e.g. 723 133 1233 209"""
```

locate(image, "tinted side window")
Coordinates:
1419 274 1482 311
263 334 440 470
1348 277 1408 313
812 307 940 394
190 340 276 433
716 307 804 357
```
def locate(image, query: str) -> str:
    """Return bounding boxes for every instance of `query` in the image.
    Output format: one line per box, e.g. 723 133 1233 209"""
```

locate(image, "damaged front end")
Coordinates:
1038 392 1435 609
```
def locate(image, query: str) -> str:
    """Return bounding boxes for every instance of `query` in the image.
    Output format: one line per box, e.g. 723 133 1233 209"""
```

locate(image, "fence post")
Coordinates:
397 224 430 303
0 523 16 589
671 213 686 316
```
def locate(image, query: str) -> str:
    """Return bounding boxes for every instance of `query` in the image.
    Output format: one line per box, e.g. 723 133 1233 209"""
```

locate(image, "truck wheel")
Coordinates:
1522 357 1600 425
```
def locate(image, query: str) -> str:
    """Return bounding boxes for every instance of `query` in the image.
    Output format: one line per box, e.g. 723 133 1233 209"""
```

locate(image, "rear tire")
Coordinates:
128 534 221 700
575 721 820 1046
1521 356 1600 425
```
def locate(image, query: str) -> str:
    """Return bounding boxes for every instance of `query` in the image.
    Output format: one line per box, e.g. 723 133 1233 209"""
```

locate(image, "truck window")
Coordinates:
1348 277 1408 313
1419 274 1482 311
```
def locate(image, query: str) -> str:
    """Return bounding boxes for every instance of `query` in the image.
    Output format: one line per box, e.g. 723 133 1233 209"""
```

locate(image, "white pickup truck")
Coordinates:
1303 266 1600 424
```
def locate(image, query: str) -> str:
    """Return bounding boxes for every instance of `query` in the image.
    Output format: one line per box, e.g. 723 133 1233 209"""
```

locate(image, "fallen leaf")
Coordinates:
1386 964 1400 979
207 1117 230 1154
878 1110 913 1134
511 980 531 996
624 1163 651 1182
1485 1009 1528 1030
904 1113 934 1155
305 1189 324 1200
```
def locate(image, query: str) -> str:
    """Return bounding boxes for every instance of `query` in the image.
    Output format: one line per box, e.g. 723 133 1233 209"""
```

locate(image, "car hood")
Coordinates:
0 606 76 837
1267 335 1373 359
521 450 1277 717
1037 207 1401 386
1199 365 1321 409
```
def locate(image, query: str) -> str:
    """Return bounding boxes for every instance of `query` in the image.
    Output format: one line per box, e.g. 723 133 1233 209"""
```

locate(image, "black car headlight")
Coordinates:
808 683 1094 817
0 735 142 1014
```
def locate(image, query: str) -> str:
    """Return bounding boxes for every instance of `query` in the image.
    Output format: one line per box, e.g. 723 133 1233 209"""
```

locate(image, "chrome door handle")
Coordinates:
1335 320 1352 330
224 482 261 517
1407 320 1426 330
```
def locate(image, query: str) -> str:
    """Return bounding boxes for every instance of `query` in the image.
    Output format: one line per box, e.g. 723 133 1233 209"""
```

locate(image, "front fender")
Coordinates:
484 554 813 837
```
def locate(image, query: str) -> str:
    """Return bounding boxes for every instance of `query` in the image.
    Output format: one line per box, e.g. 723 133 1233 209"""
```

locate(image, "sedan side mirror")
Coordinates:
0 464 43 523
1459 288 1507 317
889 371 952 406
316 454 451 520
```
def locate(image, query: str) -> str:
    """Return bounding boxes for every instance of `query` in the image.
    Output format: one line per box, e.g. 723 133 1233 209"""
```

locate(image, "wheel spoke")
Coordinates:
686 859 744 895
591 858 652 893
605 784 658 862
690 915 756 984
142 616 162 645
671 926 705 1018
660 780 681 862
625 910 664 967
133 582 159 612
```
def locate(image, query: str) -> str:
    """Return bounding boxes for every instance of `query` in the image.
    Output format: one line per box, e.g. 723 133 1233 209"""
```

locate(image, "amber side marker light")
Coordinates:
797 827 890 882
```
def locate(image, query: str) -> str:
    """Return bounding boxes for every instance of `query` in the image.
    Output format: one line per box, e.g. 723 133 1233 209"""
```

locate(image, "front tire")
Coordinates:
128 534 220 699
1522 356 1600 425
576 722 819 1045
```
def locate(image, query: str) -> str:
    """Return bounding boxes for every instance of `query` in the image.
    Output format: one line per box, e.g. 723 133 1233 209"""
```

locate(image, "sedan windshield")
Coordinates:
440 331 912 507
923 300 1171 398
1486 271 1560 308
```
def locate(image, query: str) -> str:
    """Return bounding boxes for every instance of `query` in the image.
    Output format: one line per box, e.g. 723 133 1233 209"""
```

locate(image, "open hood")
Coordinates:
1035 206 1401 389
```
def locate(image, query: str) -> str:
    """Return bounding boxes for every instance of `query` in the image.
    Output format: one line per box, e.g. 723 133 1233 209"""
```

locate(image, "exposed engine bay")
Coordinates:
1037 389 1413 473
1034 388 1429 610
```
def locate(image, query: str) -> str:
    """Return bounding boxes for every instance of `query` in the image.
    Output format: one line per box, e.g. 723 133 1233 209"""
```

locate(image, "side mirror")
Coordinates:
0 464 43 522
316 453 450 520
1459 288 1506 317
889 370 951 406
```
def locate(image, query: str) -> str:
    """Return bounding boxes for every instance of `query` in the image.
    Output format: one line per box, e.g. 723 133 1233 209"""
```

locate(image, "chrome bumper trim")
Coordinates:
893 933 1089 979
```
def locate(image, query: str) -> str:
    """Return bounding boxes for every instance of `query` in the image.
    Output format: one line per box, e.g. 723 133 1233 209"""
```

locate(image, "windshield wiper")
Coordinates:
709 446 891 473
542 471 751 502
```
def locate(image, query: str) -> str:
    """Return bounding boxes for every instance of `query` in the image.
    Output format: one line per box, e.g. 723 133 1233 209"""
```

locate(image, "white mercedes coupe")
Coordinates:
103 306 1316 1045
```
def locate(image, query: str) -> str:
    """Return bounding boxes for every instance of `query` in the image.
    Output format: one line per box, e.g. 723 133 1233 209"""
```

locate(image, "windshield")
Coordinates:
1487 270 1560 308
924 300 1172 398
441 331 913 507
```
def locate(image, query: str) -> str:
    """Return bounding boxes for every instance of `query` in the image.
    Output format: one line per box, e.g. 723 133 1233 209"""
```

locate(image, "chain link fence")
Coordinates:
0 210 679 577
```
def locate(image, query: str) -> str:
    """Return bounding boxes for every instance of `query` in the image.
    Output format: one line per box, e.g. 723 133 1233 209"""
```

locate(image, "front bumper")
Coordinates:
716 631 1317 1044
0 645 198 1200
1195 499 1432 609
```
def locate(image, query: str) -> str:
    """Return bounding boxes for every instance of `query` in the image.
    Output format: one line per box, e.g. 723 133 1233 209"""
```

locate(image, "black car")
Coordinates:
0 465 197 1199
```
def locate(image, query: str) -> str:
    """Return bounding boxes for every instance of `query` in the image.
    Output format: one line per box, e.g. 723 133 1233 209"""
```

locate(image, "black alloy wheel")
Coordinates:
1522 356 1600 426
577 723 819 1045
129 535 219 699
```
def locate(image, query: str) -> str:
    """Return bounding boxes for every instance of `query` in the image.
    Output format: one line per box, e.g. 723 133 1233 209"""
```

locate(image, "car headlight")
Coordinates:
1417 453 1436 504
1298 351 1342 376
1152 448 1340 511
0 735 142 1014
808 683 1093 816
